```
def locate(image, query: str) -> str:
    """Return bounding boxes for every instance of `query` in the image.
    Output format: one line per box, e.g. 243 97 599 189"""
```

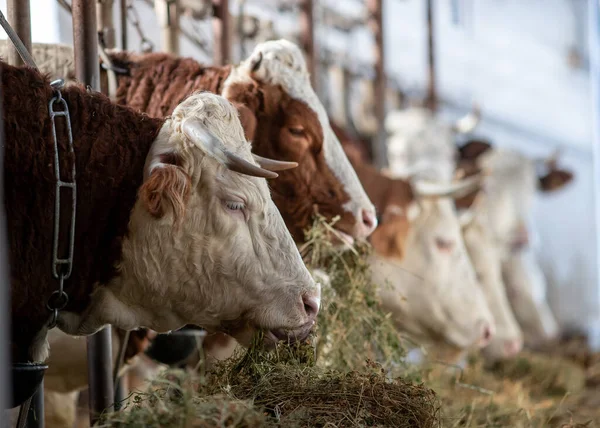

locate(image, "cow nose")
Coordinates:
477 321 495 348
302 294 320 322
356 208 377 238
503 337 523 357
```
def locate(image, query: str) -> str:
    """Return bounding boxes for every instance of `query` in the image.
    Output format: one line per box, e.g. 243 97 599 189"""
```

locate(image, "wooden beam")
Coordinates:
299 0 316 88
72 1 115 424
7 0 31 67
97 0 115 49
212 0 230 65
367 0 387 168
155 0 180 54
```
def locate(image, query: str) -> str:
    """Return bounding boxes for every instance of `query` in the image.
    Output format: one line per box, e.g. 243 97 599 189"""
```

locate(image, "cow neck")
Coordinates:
105 51 233 117
2 62 164 360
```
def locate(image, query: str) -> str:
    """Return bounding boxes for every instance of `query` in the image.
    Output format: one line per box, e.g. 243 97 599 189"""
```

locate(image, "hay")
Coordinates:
299 215 407 373
99 338 440 427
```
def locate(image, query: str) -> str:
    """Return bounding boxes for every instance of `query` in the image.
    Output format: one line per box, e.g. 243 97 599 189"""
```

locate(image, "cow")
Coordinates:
457 140 574 347
384 109 525 361
4 61 320 363
9 39 378 245
334 124 496 353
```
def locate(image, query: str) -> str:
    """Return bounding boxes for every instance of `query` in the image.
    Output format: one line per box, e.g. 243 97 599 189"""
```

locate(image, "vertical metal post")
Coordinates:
588 0 600 352
26 379 44 428
6 0 31 67
97 0 116 49
299 0 316 89
155 0 180 54
120 0 128 50
425 0 437 112
72 1 115 424
212 0 230 65
367 0 387 168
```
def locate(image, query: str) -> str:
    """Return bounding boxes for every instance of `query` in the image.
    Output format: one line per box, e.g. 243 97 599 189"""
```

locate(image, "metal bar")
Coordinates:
155 0 180 54
97 0 116 49
71 0 115 424
6 0 31 67
425 0 437 112
299 0 316 89
367 0 387 168
26 379 44 428
212 0 230 65
120 0 128 50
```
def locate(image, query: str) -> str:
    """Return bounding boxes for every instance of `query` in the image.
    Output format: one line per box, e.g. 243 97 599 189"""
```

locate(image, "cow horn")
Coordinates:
412 174 482 199
452 103 481 134
181 119 278 179
250 51 263 72
252 154 298 171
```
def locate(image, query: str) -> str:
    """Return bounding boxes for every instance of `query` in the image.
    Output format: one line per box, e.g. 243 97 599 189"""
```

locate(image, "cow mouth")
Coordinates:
263 321 315 348
331 228 355 247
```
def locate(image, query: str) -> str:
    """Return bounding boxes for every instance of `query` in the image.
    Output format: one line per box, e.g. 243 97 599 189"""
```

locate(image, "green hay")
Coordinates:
299 215 406 373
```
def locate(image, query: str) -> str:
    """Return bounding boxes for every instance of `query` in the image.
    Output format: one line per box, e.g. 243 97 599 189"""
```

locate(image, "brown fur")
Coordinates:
539 168 573 192
102 51 355 242
139 165 191 222
333 122 414 260
2 62 164 361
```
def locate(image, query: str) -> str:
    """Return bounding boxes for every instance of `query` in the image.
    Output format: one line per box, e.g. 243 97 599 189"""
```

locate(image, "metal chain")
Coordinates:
46 79 76 329
128 0 154 52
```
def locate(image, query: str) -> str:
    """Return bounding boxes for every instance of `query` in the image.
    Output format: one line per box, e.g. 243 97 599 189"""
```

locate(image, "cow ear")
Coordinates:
458 139 492 161
538 168 573 192
139 152 191 221
232 102 258 142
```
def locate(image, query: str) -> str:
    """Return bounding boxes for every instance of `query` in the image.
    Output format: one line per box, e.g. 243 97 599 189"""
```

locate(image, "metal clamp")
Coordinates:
46 79 76 329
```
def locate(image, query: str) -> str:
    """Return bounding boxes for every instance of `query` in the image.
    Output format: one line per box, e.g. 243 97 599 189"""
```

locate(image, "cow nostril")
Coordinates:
504 338 523 357
302 295 320 321
477 321 494 348
361 209 377 230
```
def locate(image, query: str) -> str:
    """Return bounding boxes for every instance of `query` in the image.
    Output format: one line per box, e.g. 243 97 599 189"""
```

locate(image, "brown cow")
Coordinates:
95 40 377 243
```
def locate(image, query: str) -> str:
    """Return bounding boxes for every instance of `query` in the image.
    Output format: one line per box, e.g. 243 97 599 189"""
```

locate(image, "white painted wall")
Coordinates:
0 0 596 342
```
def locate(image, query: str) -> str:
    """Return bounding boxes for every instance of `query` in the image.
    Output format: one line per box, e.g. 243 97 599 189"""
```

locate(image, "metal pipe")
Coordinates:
425 0 437 112
26 379 44 428
6 0 31 67
299 0 316 89
97 0 116 49
367 0 387 169
212 0 230 65
71 1 115 423
155 0 180 54
120 0 128 50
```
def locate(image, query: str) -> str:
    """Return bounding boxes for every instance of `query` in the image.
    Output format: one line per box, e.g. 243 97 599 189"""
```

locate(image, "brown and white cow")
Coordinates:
457 140 574 347
5 62 319 362
335 125 496 352
15 39 378 244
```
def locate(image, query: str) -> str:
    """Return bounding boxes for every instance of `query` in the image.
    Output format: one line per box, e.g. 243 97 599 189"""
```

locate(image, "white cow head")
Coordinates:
73 93 321 348
369 177 496 351
385 106 481 182
458 199 523 361
458 142 573 346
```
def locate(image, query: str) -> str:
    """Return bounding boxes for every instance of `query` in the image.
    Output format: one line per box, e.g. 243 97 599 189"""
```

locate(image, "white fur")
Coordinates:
222 39 377 238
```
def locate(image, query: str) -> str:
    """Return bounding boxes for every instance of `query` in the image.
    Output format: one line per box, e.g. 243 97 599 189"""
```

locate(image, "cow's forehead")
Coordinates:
223 39 374 215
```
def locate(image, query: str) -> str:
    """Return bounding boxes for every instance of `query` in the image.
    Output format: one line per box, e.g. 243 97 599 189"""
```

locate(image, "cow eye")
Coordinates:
288 127 305 136
225 201 245 211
